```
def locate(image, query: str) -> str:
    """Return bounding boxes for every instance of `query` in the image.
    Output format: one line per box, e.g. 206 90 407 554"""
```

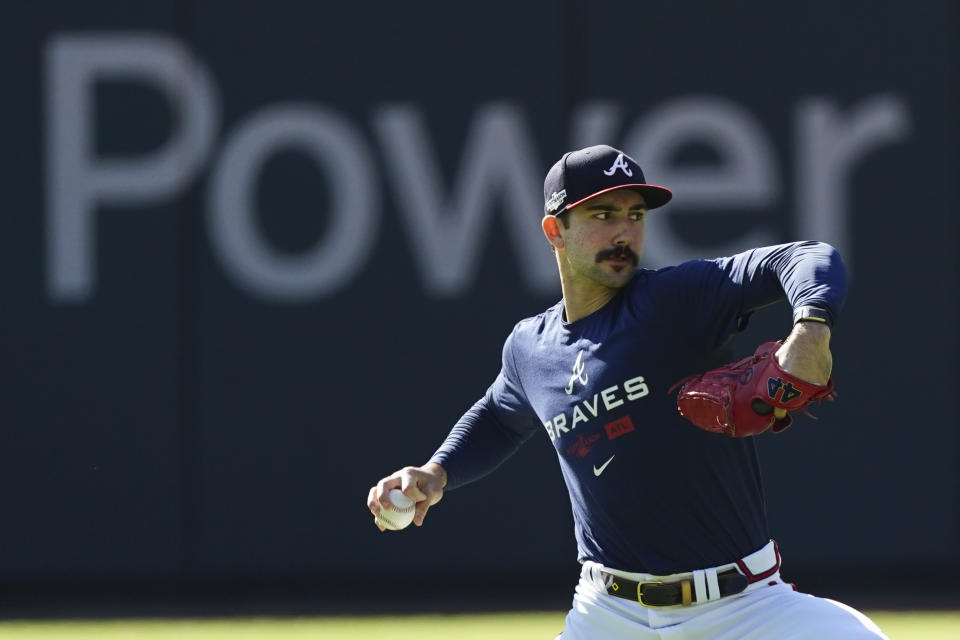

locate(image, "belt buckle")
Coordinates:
637 578 694 608
636 580 668 608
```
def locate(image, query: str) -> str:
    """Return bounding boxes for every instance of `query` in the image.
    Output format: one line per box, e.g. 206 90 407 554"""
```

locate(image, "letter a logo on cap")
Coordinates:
603 153 633 177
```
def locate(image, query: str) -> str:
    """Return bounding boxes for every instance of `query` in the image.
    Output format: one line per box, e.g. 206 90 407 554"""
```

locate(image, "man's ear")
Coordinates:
542 215 564 250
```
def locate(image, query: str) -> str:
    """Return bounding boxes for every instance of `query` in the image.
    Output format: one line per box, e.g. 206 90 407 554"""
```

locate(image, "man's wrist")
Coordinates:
792 305 834 329
788 319 831 343
423 462 448 489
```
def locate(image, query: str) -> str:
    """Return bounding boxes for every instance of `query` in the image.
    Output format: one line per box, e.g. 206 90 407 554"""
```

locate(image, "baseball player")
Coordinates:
367 145 888 639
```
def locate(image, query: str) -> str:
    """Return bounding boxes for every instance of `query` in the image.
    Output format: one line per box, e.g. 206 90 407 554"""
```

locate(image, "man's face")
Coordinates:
555 189 647 289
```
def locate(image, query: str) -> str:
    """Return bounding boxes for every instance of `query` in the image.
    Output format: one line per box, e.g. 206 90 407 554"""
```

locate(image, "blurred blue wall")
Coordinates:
2 0 956 597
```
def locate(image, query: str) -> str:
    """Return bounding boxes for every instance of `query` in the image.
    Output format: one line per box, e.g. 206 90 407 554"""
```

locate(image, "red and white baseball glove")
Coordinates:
669 341 835 437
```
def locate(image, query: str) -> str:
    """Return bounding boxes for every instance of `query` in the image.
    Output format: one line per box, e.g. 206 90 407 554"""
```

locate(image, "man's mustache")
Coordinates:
595 246 639 266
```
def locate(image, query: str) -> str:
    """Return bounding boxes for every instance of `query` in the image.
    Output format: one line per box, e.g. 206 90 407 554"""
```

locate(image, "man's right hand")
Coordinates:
367 462 448 531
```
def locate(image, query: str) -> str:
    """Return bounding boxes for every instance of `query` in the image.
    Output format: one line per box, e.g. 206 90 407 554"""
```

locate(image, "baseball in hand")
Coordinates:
376 489 416 530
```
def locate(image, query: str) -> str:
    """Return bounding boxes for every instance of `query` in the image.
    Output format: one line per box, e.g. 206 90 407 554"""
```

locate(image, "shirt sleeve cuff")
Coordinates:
792 305 834 329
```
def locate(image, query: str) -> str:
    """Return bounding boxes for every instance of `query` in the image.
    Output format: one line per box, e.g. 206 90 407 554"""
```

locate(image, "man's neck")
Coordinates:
559 276 620 323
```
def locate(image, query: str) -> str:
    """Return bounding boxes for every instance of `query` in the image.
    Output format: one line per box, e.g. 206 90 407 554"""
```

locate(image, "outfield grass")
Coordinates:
0 611 957 639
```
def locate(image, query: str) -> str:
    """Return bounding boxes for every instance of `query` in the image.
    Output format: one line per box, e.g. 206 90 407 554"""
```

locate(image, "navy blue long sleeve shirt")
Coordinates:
429 241 847 574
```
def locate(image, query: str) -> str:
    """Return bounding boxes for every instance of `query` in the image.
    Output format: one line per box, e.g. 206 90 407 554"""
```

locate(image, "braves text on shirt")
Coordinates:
543 375 649 442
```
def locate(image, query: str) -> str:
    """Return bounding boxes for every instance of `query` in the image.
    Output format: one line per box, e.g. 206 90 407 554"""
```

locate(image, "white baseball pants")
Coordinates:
560 542 888 639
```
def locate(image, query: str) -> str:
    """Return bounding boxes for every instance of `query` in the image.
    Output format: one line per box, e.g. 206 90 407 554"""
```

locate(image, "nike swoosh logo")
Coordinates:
593 455 615 477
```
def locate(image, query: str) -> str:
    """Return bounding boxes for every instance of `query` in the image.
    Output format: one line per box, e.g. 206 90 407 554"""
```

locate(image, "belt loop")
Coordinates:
585 562 609 590
593 564 606 589
692 569 707 603
705 568 721 601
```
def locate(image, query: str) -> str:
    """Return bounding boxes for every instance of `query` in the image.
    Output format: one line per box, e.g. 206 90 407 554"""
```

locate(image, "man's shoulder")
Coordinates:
511 300 562 337
501 301 565 354
642 258 723 289
646 257 720 276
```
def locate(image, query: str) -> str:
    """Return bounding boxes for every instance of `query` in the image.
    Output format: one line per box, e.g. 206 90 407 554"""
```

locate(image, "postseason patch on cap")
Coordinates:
546 189 567 213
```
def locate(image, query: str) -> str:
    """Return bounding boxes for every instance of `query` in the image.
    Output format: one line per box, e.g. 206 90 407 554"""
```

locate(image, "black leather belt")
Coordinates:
604 567 750 607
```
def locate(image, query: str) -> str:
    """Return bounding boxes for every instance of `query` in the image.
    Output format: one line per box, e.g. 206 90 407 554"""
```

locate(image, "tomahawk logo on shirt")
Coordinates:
565 350 589 395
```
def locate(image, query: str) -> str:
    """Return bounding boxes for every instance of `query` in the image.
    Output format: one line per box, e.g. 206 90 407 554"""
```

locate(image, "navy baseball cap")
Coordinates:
543 145 672 216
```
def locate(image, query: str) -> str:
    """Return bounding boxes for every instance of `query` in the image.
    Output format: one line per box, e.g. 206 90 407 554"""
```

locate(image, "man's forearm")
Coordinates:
429 399 532 491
